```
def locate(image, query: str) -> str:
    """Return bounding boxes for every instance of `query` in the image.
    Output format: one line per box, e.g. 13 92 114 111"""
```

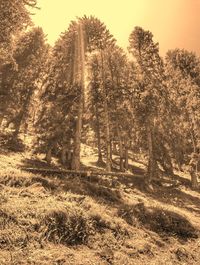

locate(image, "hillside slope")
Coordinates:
0 148 200 265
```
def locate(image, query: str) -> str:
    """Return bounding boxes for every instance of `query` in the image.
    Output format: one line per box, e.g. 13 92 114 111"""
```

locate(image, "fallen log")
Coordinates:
22 167 135 178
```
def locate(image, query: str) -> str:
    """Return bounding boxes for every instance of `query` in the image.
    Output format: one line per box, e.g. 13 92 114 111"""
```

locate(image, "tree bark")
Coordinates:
117 125 124 171
113 141 117 154
71 91 83 170
124 141 129 170
0 115 4 128
71 23 85 170
45 147 52 165
146 118 157 183
191 172 198 189
61 144 68 165
13 87 33 138
189 153 199 189
110 139 113 161
95 104 103 165
100 49 111 172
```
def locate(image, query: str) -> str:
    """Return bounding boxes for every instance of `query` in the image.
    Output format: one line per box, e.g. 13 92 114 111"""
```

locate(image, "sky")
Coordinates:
31 0 200 56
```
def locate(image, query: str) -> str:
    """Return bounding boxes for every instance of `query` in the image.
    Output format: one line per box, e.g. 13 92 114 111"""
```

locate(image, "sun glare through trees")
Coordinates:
0 1 200 264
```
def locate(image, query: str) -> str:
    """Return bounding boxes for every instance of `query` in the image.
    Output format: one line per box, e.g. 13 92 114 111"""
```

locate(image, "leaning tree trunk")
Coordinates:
100 49 111 171
71 23 85 170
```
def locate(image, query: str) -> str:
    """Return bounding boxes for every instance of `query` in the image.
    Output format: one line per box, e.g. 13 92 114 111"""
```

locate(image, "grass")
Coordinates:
118 202 198 239
0 148 200 264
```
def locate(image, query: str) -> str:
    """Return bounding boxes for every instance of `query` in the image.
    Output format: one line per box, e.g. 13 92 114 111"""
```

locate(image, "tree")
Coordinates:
0 27 48 139
83 16 116 171
87 53 104 165
0 0 37 62
0 0 38 132
36 16 116 171
129 27 170 183
165 49 200 188
35 21 80 165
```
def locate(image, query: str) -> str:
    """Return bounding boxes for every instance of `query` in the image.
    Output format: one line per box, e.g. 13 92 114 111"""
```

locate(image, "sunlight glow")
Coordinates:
31 0 200 56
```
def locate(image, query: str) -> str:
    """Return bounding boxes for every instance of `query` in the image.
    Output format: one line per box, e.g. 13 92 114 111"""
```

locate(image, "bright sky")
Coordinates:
32 0 200 56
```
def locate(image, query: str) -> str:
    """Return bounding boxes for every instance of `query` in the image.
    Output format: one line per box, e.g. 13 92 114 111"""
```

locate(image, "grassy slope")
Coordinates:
0 147 200 265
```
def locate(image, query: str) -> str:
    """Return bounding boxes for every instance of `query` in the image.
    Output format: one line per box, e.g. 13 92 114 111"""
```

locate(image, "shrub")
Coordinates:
118 203 198 239
0 209 18 229
0 210 28 249
31 176 56 191
118 204 137 225
86 182 121 203
0 171 33 187
40 207 94 245
0 133 25 152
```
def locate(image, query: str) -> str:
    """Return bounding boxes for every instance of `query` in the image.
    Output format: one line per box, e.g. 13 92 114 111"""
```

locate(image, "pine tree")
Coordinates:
166 49 200 188
0 27 48 139
36 16 116 170
129 27 170 183
0 0 37 62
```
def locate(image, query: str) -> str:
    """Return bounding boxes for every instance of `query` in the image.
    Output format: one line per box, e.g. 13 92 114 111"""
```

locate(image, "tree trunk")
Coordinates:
157 142 174 175
113 141 117 154
95 104 103 165
67 150 72 168
146 119 157 183
13 87 33 138
117 125 124 171
71 91 83 170
110 140 113 161
45 147 52 165
191 172 198 189
105 119 112 172
71 23 85 170
100 49 111 172
189 153 199 189
13 112 23 138
124 142 129 170
61 145 68 165
0 115 3 128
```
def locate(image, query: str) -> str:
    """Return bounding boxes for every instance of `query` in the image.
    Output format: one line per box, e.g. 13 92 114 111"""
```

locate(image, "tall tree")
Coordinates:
166 49 200 188
0 0 38 131
0 0 37 62
129 27 169 183
0 27 48 138
36 16 116 170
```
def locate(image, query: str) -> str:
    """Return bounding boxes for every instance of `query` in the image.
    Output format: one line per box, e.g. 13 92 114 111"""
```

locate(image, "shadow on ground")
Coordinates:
21 157 61 170
20 155 200 223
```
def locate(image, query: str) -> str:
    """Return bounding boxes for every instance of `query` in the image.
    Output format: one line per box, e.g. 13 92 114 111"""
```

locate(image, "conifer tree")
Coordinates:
129 27 170 183
166 49 200 188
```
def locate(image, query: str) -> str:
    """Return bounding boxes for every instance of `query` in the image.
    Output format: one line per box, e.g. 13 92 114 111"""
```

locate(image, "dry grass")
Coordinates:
118 202 198 239
0 150 200 264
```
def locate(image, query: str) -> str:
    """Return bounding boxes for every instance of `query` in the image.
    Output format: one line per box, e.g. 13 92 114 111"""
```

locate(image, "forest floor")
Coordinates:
0 144 200 264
